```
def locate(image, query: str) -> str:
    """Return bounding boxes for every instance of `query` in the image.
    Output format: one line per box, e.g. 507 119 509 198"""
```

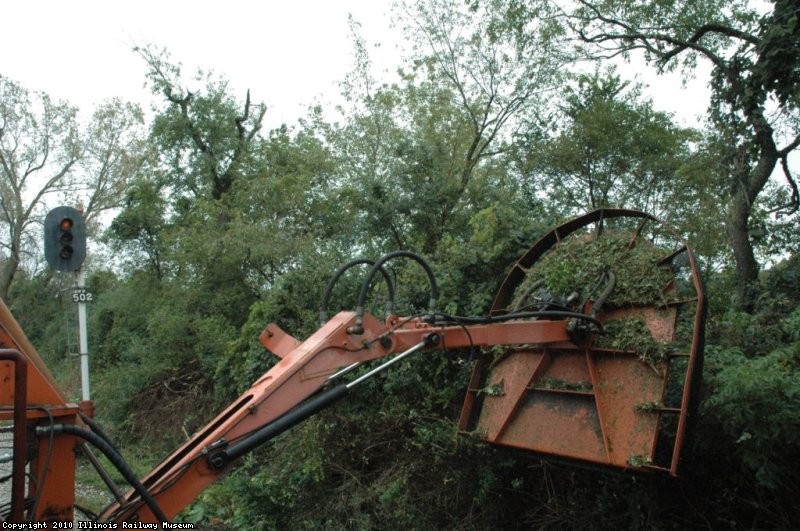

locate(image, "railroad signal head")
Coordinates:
44 206 86 272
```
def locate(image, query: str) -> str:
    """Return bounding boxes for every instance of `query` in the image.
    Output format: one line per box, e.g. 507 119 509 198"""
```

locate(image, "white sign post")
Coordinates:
76 269 90 401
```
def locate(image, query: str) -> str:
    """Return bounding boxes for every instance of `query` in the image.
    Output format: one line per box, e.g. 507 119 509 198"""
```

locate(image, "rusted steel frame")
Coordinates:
457 357 485 432
0 406 76 422
0 298 66 405
657 244 688 266
484 208 705 475
103 312 576 523
0 405 81 522
490 351 552 442
29 417 78 522
584 348 612 464
670 248 706 475
491 209 656 314
0 349 28 523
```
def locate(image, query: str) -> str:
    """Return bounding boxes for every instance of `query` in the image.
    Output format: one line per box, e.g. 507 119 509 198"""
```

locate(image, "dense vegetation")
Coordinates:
2 0 799 528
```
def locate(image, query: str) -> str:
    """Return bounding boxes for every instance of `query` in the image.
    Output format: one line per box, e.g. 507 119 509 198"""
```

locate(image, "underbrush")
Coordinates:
185 263 800 529
47 255 800 529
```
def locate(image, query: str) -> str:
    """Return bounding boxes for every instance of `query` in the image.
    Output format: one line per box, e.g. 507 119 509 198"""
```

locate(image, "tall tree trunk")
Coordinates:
0 226 23 301
0 251 19 302
726 194 759 312
726 119 778 312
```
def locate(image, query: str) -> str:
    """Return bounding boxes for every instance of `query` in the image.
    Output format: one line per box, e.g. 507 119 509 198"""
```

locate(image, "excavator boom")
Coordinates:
100 312 578 522
0 208 704 526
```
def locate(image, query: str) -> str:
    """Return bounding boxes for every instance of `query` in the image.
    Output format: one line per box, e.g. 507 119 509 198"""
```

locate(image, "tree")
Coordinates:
396 0 571 253
0 75 148 300
0 75 81 300
122 47 270 324
107 178 168 278
79 99 148 224
322 1 569 256
563 0 800 311
524 69 697 215
136 45 266 203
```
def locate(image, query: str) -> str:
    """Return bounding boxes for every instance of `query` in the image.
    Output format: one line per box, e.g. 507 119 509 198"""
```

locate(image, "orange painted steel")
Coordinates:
99 311 579 523
460 208 706 475
0 297 80 523
0 349 27 522
0 298 66 406
0 208 704 524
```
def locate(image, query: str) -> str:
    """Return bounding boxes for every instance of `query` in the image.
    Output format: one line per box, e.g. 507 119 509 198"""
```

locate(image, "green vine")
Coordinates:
595 317 672 365
512 232 674 309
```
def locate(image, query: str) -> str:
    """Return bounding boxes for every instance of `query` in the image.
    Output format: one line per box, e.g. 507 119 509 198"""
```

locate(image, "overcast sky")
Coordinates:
1 0 710 129
1 0 402 127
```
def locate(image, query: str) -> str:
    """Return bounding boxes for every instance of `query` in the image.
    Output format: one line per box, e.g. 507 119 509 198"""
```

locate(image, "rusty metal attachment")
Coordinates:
0 298 80 523
0 208 705 526
458 209 706 475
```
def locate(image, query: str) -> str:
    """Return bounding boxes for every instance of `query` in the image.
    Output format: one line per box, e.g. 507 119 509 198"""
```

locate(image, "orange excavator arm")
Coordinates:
99 309 580 523
1 209 705 526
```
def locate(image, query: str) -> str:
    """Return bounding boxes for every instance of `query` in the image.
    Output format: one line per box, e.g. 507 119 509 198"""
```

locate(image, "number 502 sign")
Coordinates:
72 289 94 303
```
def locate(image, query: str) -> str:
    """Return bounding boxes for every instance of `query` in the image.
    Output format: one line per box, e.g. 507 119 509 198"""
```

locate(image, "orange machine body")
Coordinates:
99 312 580 522
0 299 79 523
0 208 704 526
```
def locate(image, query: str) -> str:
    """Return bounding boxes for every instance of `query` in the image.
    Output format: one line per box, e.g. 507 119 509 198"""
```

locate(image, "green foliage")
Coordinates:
512 231 674 308
753 0 800 110
704 339 800 489
84 271 220 447
436 189 550 315
700 265 800 492
5 2 799 527
681 263 800 527
524 69 697 214
596 317 672 364
108 179 168 277
202 424 327 531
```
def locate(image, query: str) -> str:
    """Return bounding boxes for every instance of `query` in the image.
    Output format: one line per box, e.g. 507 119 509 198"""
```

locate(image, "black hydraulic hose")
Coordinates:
353 251 438 333
79 412 120 453
433 310 604 330
510 279 545 311
37 424 169 524
209 384 350 470
78 412 127 502
319 258 396 325
591 270 616 318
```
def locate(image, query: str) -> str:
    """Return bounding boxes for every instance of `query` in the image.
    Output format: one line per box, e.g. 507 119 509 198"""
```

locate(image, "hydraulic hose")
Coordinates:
208 335 438 470
509 279 545 312
78 413 128 502
319 258 396 325
79 412 120 453
591 270 616 318
433 310 603 330
352 251 438 333
36 424 168 524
